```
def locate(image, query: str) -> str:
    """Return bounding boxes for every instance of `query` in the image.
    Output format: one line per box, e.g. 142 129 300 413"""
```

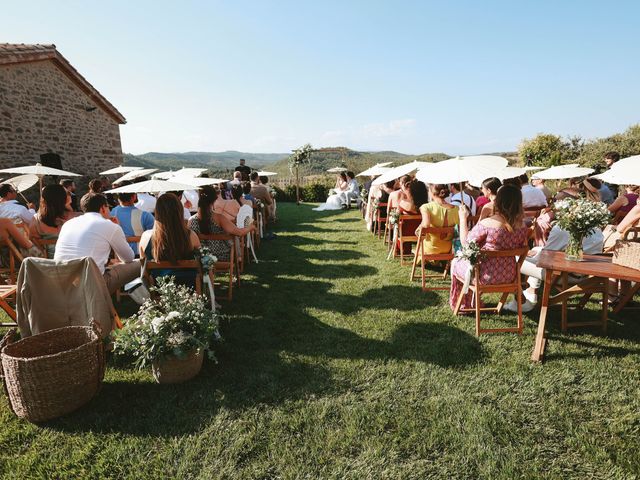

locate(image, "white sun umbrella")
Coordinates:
415 155 508 186
99 165 143 175
371 161 430 186
531 165 594 180
593 162 640 186
152 171 176 180
171 167 209 178
469 166 526 188
256 171 278 176
611 154 640 170
358 166 392 177
327 167 348 173
3 174 40 203
176 177 229 187
112 168 158 184
523 166 545 171
105 179 197 194
0 162 81 194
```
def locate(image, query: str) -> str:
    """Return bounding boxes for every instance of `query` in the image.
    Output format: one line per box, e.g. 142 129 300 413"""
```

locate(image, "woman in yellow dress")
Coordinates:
417 184 459 254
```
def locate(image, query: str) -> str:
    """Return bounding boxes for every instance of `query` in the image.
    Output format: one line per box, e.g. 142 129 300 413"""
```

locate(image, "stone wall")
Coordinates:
0 61 123 179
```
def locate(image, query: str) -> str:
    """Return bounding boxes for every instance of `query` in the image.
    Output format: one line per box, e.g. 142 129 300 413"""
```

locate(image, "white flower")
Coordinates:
165 311 180 322
151 316 165 333
168 331 189 347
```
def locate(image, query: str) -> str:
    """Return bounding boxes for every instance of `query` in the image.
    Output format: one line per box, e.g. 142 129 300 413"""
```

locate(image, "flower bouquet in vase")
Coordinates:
554 198 610 261
113 277 220 383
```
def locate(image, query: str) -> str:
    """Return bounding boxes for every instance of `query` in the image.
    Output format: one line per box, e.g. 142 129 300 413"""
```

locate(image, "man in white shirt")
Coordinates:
135 192 157 214
447 183 477 215
504 225 604 312
55 193 140 294
519 174 547 209
0 183 36 225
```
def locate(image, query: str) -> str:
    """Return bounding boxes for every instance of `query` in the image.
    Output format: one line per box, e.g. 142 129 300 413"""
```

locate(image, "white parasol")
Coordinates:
523 166 545 171
105 179 197 194
171 167 209 178
415 155 508 185
100 165 143 175
256 171 278 176
176 177 229 187
3 174 40 203
593 162 640 186
531 165 594 180
113 168 158 184
357 162 395 177
327 167 348 173
0 163 81 195
371 161 430 186
469 166 526 188
611 154 640 170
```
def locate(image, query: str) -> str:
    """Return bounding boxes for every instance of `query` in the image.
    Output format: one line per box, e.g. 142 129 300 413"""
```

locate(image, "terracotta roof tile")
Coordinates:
0 43 126 124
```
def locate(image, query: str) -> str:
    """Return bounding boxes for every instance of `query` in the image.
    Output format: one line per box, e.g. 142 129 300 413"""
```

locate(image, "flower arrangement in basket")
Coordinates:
113 277 220 383
360 188 368 201
388 208 400 226
554 198 610 260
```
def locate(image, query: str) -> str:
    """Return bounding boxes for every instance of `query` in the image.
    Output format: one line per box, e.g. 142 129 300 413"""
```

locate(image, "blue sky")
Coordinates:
4 1 640 155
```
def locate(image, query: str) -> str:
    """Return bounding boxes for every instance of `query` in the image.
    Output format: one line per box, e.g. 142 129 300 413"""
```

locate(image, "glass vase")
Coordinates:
565 232 584 261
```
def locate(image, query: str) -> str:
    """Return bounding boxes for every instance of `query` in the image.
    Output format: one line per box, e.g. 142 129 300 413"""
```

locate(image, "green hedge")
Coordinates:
274 183 332 202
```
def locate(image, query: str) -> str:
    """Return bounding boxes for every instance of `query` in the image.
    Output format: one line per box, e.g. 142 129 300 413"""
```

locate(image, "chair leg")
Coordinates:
496 292 509 314
475 290 481 336
410 241 421 281
517 289 523 334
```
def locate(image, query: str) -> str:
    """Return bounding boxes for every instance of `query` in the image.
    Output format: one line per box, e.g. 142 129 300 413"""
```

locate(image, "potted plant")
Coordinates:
554 198 610 261
113 276 220 384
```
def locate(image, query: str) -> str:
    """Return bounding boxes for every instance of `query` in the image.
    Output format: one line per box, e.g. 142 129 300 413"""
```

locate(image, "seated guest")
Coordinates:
478 177 502 222
110 187 155 255
581 177 602 203
555 178 582 201
139 193 201 287
88 179 104 194
608 185 639 222
30 185 77 257
603 203 640 250
447 182 477 216
231 184 252 208
417 184 459 255
386 177 405 215
344 171 360 206
504 224 605 312
519 174 547 209
227 171 243 191
60 179 79 211
187 186 255 262
134 178 157 213
0 183 36 226
0 217 39 252
396 178 429 255
168 190 191 221
249 172 273 219
242 182 256 206
54 193 139 294
532 177 552 203
450 185 529 311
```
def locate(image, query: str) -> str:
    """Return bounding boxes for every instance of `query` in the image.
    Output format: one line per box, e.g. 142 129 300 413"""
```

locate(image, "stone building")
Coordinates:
0 43 126 177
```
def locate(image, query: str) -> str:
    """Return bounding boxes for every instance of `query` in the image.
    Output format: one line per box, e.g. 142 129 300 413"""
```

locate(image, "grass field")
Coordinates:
1 202 640 479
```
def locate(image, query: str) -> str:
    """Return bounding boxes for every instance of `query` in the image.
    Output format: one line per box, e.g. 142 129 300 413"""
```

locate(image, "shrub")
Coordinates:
518 133 582 167
276 183 332 202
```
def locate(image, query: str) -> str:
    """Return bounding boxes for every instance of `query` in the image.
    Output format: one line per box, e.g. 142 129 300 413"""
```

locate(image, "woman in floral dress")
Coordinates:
450 184 529 311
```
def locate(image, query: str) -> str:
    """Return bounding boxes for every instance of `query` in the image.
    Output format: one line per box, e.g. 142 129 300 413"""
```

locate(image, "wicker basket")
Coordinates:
0 323 105 423
152 349 203 384
613 240 640 271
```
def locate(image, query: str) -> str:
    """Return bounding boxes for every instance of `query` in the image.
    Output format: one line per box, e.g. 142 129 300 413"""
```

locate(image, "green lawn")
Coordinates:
2 203 640 479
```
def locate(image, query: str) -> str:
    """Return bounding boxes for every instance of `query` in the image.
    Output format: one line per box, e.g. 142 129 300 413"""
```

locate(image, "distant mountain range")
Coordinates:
124 148 518 177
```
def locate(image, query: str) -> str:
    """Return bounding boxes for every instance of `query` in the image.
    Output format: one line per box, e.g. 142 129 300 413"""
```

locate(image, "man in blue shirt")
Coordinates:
111 191 154 255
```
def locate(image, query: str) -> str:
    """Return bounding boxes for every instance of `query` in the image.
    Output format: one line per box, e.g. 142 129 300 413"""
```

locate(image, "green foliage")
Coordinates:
288 144 314 173
277 183 332 202
576 124 640 168
518 133 583 167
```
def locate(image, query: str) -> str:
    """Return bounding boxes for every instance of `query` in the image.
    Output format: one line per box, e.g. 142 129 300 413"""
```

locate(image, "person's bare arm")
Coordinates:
608 195 626 213
216 213 256 236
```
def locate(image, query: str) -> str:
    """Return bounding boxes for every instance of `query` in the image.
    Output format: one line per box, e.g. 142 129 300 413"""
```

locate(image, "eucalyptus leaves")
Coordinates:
288 143 314 173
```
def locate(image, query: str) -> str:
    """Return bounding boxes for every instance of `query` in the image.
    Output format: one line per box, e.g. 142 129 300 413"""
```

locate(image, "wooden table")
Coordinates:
531 250 640 362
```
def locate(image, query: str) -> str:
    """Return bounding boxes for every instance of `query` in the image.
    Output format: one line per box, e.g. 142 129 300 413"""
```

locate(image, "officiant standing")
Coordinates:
235 158 251 181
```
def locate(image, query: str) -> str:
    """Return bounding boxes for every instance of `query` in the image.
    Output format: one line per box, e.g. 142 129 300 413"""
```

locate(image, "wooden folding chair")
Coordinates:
453 247 529 335
410 227 455 291
375 202 388 239
31 237 57 259
143 259 204 295
198 233 238 301
0 284 17 326
0 238 24 284
397 214 422 265
113 236 141 303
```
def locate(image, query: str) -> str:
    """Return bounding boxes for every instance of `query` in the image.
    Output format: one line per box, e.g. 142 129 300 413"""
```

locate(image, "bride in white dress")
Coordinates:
313 173 349 211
